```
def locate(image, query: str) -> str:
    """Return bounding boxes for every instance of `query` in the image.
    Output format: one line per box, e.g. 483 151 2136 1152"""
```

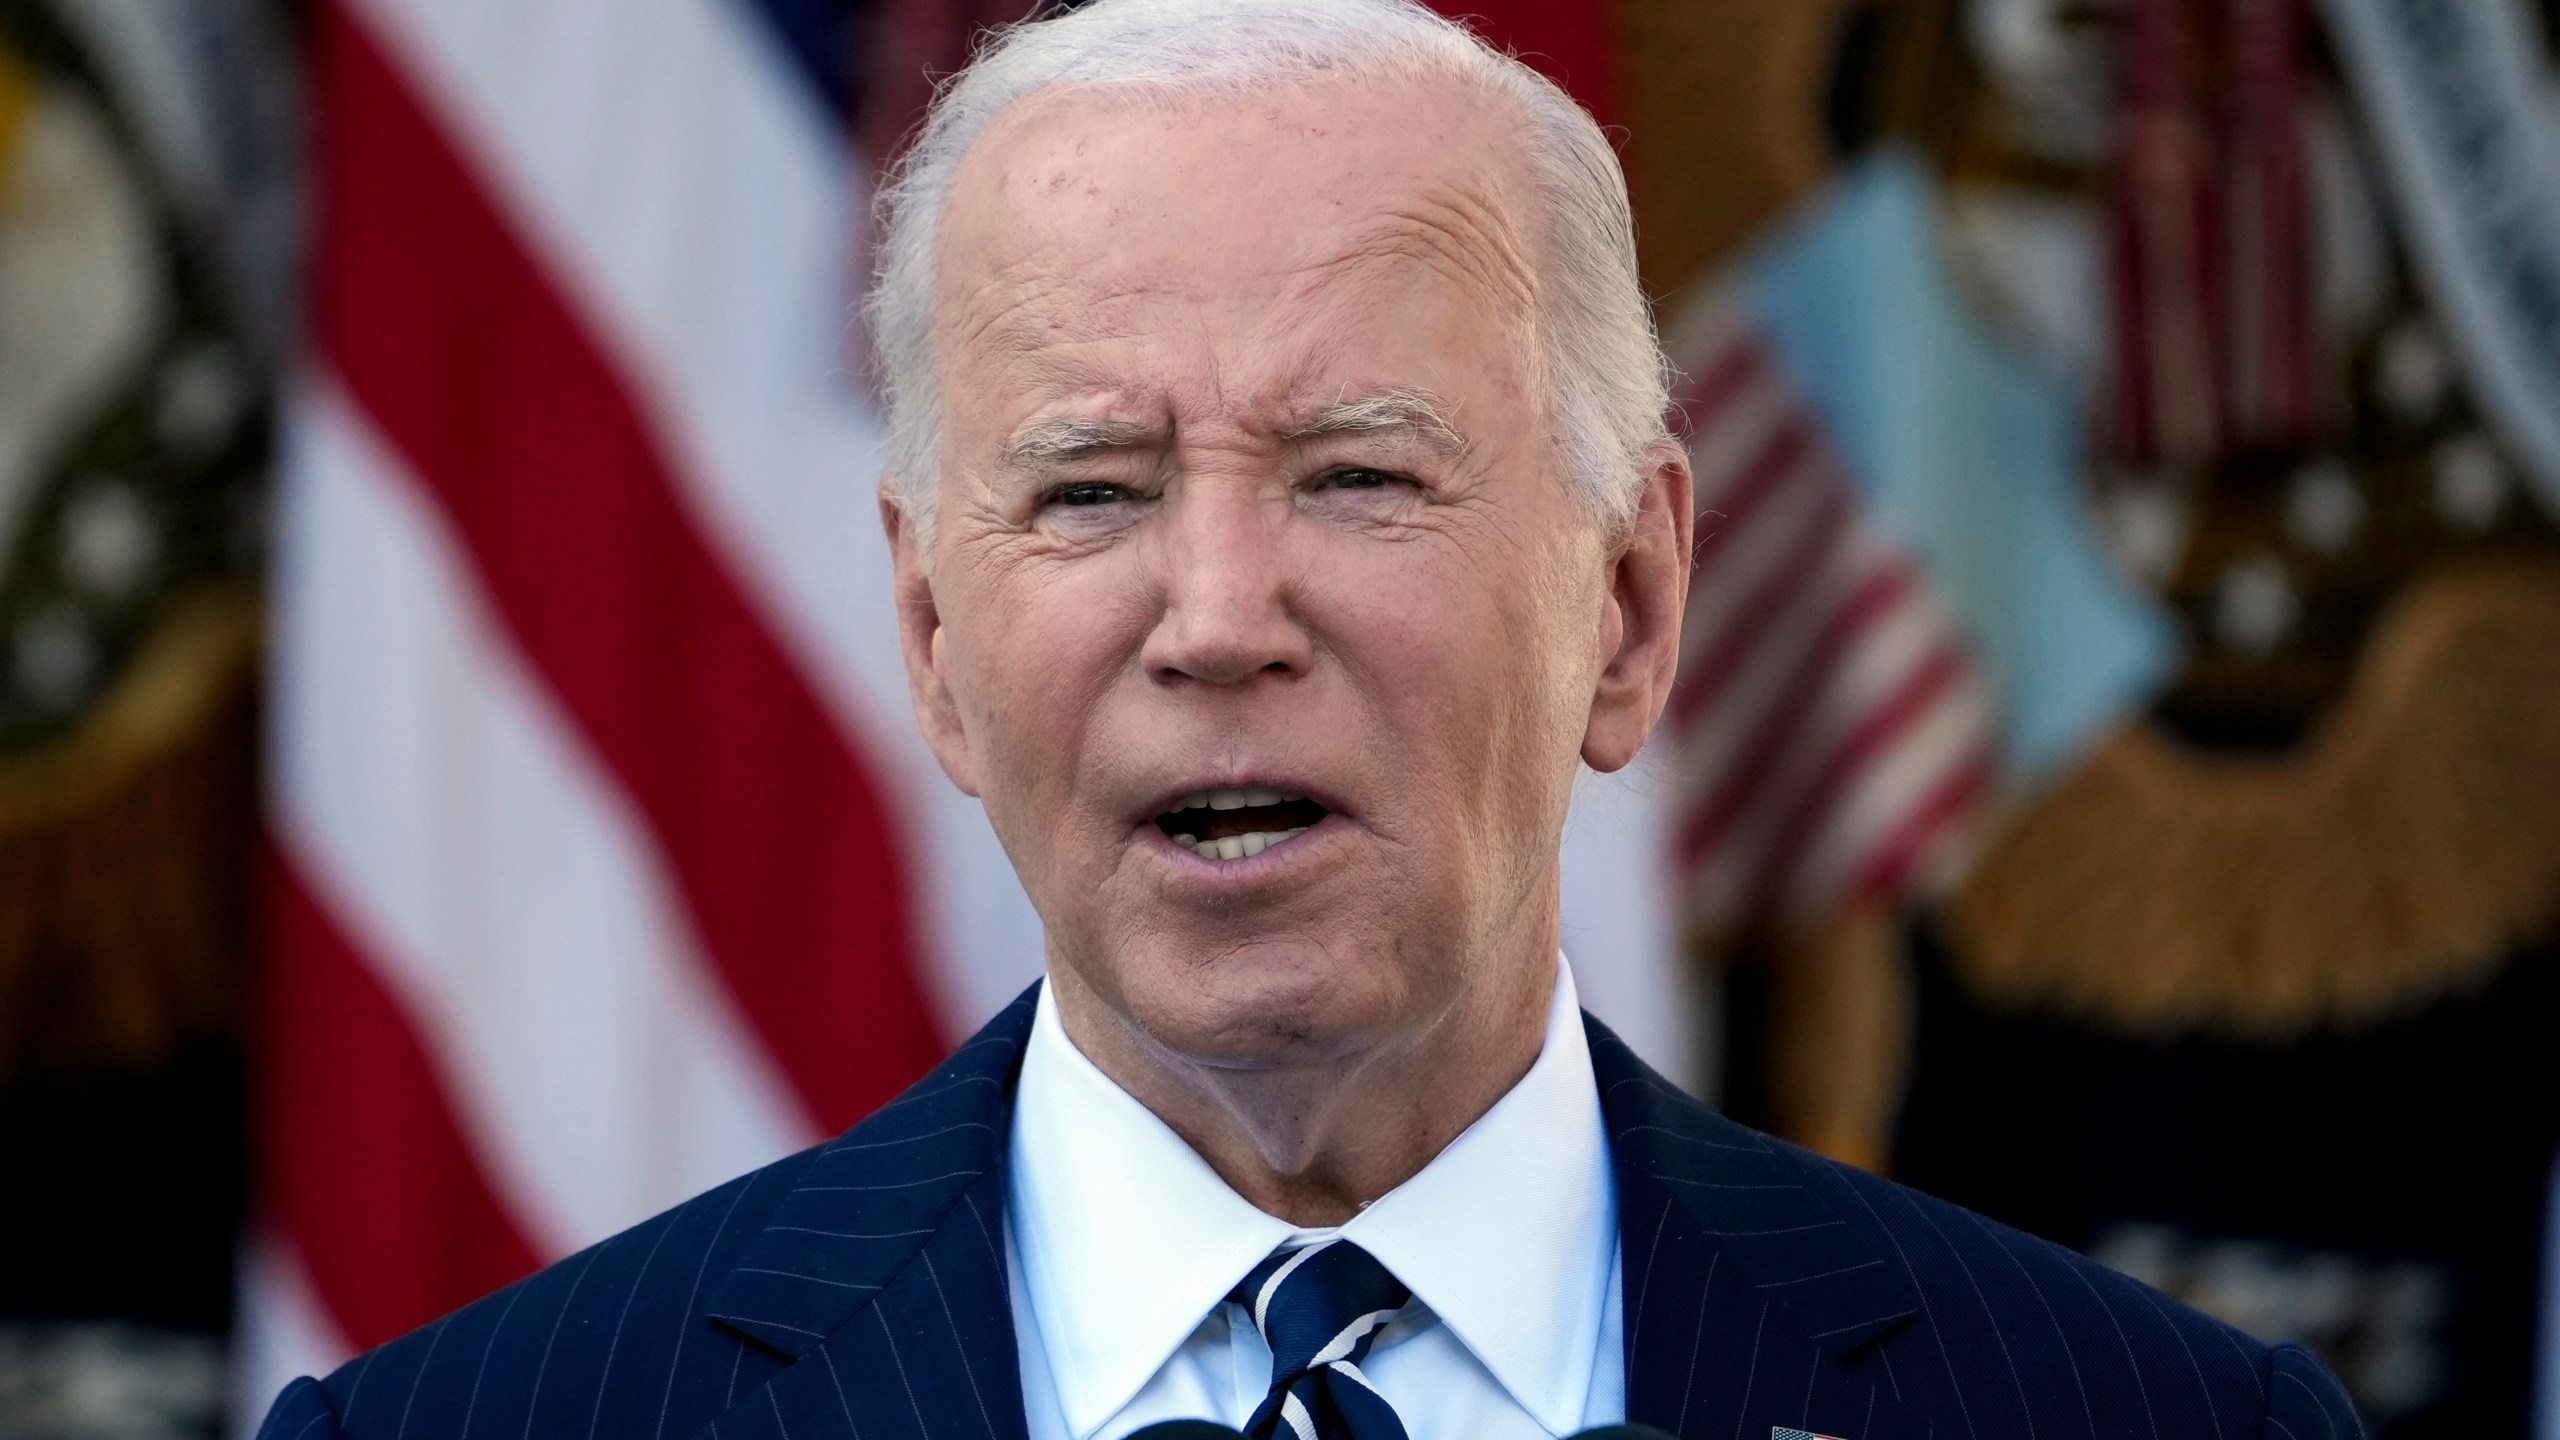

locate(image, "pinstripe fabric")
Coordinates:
1590 1023 2363 1440
258 984 2361 1440
253 989 1037 1440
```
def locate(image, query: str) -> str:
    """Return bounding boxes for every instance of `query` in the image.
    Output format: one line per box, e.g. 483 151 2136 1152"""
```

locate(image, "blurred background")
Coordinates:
0 0 2554 1434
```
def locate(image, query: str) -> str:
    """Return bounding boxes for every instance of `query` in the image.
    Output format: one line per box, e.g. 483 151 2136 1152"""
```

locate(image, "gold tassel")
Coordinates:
1946 560 2560 1038
1764 900 1911 1171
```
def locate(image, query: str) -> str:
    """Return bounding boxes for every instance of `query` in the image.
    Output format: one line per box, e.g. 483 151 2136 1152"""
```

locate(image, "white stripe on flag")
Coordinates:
1674 520 1896 792
1677 444 1840 673
1681 629 1970 933
1777 667 1995 924
231 1233 350 1434
344 0 1049 1038
1686 354 1792 498
1672 573 1941 834
1664 287 1996 939
272 376 815 1252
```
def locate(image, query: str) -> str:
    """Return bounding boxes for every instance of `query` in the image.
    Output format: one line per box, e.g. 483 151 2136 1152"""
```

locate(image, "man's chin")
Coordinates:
1122 938 1414 1070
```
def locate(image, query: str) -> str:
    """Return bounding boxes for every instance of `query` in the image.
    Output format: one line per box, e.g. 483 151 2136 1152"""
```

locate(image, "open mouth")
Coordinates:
1153 787 1331 862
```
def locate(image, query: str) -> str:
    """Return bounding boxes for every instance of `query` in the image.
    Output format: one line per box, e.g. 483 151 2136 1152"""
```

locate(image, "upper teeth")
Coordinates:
1173 787 1302 812
1164 787 1314 862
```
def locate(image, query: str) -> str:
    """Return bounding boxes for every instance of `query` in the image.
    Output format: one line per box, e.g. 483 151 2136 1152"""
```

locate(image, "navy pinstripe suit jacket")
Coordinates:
259 986 2362 1440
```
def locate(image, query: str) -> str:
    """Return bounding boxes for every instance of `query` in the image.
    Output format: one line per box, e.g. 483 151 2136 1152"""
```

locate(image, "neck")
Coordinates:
1048 932 1557 1228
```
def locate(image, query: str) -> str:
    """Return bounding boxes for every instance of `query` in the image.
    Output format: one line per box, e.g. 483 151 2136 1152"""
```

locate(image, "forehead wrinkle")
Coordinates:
944 261 1158 368
1313 175 1541 325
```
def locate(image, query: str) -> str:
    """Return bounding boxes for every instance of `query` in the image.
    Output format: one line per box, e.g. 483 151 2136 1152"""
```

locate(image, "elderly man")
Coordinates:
259 2 2362 1438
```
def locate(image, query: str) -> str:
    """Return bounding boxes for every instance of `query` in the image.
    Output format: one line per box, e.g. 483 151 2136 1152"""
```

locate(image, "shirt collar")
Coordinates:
1007 983 1298 1438
1006 959 1617 1439
1336 960 1616 1435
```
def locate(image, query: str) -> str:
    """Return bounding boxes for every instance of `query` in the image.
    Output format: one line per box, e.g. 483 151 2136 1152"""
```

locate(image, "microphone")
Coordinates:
1123 1425 1249 1440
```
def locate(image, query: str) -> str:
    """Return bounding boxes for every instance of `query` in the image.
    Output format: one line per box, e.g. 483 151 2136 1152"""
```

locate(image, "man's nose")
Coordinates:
1139 487 1313 686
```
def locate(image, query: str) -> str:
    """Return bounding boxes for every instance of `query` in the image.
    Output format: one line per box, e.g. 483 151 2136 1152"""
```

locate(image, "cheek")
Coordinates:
937 558 1131 811
1311 537 1593 784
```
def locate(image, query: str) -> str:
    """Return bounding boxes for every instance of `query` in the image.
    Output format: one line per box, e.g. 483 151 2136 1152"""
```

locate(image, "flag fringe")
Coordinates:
1945 560 2560 1037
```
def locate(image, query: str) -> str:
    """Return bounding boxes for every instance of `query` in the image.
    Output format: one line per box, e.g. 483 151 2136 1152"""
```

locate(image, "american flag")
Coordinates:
240 0 1685 1417
1662 291 1998 940
242 0 1054 1404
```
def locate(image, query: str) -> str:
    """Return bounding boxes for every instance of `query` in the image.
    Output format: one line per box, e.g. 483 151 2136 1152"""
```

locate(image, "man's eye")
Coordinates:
1323 468 1399 490
1050 483 1126 507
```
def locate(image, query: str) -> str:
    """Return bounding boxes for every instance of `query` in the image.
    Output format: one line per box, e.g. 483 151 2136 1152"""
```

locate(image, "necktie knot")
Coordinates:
1229 1239 1412 1440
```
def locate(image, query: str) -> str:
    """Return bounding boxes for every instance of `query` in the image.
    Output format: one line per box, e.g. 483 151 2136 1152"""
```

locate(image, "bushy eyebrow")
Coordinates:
1000 416 1163 469
1282 386 1467 459
996 386 1467 470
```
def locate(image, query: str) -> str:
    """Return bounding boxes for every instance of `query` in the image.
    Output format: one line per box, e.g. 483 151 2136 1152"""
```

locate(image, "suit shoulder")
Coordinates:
1590 1016 2276 1382
299 1145 821 1437
1774 1137 2352 1430
1584 1024 2357 1434
276 989 1045 1439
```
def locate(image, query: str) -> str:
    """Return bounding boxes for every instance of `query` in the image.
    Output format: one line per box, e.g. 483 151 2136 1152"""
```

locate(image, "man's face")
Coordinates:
894 76 1674 1070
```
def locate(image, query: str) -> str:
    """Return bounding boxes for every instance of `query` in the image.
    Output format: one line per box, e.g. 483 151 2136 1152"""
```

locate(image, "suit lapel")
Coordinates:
690 987 1040 1440
1588 1016 1935 1440
685 989 1942 1440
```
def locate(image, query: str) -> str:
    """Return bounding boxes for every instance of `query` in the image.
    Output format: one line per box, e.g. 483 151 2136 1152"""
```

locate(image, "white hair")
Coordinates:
867 0 1673 538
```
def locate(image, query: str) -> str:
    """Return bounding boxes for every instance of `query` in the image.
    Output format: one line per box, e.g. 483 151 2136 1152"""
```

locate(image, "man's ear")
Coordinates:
882 481 981 797
1581 439 1693 773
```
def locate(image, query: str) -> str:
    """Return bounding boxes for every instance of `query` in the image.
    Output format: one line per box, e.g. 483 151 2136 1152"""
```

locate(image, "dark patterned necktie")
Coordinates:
1229 1238 1413 1440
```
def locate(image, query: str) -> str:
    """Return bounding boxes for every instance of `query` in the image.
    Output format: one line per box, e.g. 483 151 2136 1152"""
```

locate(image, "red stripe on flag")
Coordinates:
1670 335 1771 443
1674 564 1917 867
1740 643 1968 920
307 2 944 1129
1669 478 1848 729
1844 748 1994 908
1689 415 1814 570
260 846 541 1347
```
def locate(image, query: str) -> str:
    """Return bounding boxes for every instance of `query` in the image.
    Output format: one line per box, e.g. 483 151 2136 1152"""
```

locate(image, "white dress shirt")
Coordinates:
1006 959 1624 1440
